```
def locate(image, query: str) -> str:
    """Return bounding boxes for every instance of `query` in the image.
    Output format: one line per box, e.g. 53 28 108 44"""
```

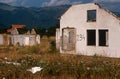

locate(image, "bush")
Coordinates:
17 45 40 54
49 40 58 53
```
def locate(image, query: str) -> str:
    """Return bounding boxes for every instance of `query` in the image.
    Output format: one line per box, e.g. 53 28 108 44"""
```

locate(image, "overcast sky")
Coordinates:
0 0 120 7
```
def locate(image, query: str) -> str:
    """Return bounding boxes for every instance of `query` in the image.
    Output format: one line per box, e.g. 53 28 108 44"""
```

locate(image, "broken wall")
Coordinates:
56 28 60 50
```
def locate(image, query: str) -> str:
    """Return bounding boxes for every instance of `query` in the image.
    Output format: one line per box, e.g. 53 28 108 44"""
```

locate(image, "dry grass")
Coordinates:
0 36 120 79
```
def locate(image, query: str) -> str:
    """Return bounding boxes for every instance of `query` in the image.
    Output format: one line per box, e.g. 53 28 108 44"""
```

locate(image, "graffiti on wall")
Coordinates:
77 34 85 41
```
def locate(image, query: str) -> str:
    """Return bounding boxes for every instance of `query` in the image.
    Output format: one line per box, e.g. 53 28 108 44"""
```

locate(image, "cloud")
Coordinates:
0 0 83 7
42 0 82 7
0 0 25 6
42 0 70 7
71 1 82 5
93 0 120 3
0 0 16 3
17 0 28 6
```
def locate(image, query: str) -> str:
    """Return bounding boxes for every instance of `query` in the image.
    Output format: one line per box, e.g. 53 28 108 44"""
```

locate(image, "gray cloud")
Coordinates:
42 0 82 7
0 0 83 7
42 0 70 7
0 0 16 3
71 1 82 5
93 0 120 3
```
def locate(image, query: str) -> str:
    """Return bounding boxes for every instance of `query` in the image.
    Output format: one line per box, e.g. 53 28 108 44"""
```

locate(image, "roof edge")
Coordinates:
100 8 120 21
60 3 120 21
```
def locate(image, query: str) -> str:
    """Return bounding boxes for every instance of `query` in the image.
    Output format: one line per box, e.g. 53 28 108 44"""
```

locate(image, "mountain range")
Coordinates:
0 2 120 29
0 3 70 29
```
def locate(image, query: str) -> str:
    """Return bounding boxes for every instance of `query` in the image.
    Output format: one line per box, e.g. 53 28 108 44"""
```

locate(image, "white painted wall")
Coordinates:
10 35 38 46
0 35 3 45
36 35 40 44
60 3 120 58
56 28 60 50
25 37 30 46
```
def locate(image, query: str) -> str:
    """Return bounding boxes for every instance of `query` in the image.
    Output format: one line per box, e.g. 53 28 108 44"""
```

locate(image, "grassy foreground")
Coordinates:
0 36 120 79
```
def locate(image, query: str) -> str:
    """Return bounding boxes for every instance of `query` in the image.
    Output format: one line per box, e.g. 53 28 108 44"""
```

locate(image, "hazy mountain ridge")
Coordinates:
0 3 16 11
0 3 71 29
0 2 120 29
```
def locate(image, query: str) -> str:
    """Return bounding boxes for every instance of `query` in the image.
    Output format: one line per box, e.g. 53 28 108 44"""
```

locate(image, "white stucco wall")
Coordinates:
36 35 40 44
56 28 60 50
60 3 120 58
0 35 3 45
10 35 37 46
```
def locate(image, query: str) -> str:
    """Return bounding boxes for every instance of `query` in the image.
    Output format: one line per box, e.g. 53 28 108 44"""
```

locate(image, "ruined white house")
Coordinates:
0 25 40 46
9 28 40 46
56 3 120 58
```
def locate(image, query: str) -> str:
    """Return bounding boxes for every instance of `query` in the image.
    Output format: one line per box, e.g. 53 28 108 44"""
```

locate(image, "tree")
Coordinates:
0 28 7 34
34 26 46 37
47 23 60 37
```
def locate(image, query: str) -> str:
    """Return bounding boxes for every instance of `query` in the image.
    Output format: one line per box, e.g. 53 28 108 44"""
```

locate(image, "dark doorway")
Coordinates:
62 28 75 51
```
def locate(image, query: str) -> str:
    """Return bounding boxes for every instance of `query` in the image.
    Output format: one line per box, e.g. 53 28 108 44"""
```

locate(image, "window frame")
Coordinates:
99 30 109 47
87 10 96 22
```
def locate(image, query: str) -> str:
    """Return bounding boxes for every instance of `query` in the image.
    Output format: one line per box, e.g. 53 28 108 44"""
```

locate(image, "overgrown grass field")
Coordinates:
0 36 120 79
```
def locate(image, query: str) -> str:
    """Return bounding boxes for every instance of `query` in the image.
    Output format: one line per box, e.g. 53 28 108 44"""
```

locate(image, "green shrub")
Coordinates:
49 40 58 53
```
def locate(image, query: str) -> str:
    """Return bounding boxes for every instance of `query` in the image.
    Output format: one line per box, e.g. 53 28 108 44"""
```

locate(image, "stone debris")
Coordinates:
27 67 43 74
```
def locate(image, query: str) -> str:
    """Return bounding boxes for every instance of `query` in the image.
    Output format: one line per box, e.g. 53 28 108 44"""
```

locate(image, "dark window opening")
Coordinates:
99 30 108 46
87 30 96 46
87 10 96 22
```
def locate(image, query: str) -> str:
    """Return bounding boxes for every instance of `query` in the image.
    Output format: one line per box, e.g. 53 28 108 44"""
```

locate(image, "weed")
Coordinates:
0 36 120 79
